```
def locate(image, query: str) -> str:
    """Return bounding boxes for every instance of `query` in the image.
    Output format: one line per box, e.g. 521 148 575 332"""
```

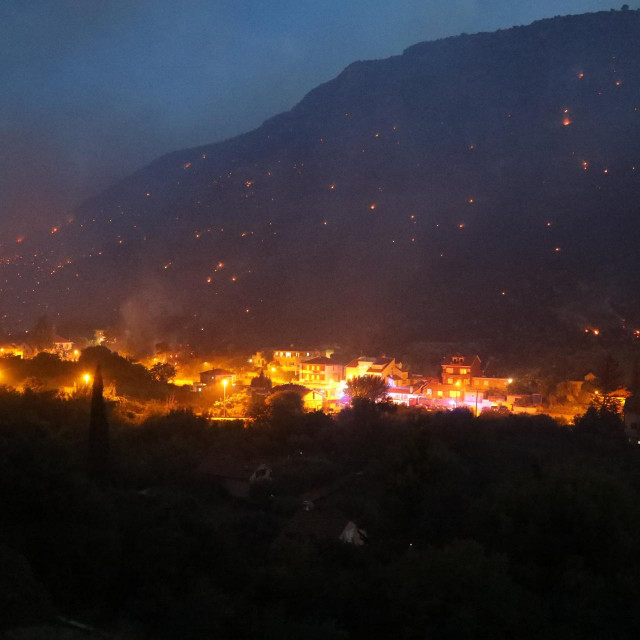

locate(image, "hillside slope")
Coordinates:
3 9 640 352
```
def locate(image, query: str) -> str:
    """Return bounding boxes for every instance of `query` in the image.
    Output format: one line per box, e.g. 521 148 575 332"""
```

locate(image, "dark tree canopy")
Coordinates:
345 375 389 402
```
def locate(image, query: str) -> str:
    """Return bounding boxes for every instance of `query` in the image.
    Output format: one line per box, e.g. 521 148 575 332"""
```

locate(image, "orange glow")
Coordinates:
563 118 571 126
51 227 59 234
582 161 588 170
370 204 376 210
593 329 600 336
16 237 23 243
578 72 584 79
184 162 192 169
206 277 212 283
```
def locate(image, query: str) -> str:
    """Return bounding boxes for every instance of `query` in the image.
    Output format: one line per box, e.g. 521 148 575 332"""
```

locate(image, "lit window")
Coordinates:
460 368 467 374
446 367 454 373
448 378 453 384
427 389 432 395
450 391 458 398
437 390 443 397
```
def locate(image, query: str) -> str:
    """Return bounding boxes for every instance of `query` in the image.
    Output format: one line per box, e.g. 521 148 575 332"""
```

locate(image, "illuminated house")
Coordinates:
417 379 466 406
299 357 345 387
254 348 333 370
270 384 325 411
387 386 422 404
441 354 482 386
52 336 76 360
345 356 409 385
471 376 512 391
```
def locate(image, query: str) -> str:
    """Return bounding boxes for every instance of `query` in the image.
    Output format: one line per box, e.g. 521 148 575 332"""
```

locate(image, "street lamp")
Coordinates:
222 378 228 418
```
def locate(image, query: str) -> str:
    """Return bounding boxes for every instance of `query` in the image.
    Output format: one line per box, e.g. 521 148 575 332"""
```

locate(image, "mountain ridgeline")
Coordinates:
7 10 640 351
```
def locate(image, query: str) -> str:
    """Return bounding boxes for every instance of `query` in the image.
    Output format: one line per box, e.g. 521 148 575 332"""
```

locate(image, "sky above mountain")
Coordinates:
0 0 630 237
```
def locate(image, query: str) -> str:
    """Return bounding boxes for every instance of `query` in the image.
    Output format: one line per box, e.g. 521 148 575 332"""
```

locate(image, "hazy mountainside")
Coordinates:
3 10 640 352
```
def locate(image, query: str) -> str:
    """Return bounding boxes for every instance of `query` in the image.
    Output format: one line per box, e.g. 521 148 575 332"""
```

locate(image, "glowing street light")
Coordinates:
83 373 91 385
222 378 228 418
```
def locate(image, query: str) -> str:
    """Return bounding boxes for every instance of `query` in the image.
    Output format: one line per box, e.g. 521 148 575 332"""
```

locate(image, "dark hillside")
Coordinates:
3 10 640 352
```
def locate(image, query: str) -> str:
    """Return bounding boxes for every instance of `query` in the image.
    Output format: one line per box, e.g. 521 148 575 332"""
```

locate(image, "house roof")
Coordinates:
274 506 359 546
270 383 315 396
302 356 340 366
346 356 393 370
441 354 481 367
368 359 394 371
53 335 73 343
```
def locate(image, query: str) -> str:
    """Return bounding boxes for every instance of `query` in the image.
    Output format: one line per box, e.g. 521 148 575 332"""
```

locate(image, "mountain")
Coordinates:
3 9 640 354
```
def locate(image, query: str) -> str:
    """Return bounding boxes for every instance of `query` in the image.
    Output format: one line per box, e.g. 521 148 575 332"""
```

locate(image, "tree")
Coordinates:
88 365 110 485
29 315 54 350
574 403 625 439
345 375 388 403
594 353 623 396
265 390 304 431
250 371 272 390
150 362 177 383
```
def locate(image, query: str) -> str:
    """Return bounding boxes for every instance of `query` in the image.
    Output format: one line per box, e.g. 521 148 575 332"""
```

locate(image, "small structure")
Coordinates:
198 458 272 500
345 356 408 385
271 348 333 370
299 356 345 386
441 354 482 386
270 383 325 411
200 368 236 386
52 335 75 360
275 507 367 547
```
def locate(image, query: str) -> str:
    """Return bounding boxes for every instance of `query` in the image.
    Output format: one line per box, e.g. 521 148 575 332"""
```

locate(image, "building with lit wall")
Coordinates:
345 356 409 385
440 354 482 386
299 357 344 387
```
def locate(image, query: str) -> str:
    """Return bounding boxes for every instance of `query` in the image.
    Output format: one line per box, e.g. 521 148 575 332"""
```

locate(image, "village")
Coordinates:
0 329 631 423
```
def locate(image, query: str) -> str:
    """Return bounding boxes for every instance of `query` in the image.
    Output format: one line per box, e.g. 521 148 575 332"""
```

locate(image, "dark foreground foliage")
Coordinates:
1 389 639 639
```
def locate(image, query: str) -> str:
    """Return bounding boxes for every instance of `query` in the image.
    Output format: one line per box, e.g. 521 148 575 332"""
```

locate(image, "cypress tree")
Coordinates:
88 364 110 485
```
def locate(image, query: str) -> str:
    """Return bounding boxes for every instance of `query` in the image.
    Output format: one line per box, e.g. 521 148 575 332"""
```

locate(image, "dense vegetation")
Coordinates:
1 387 638 639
